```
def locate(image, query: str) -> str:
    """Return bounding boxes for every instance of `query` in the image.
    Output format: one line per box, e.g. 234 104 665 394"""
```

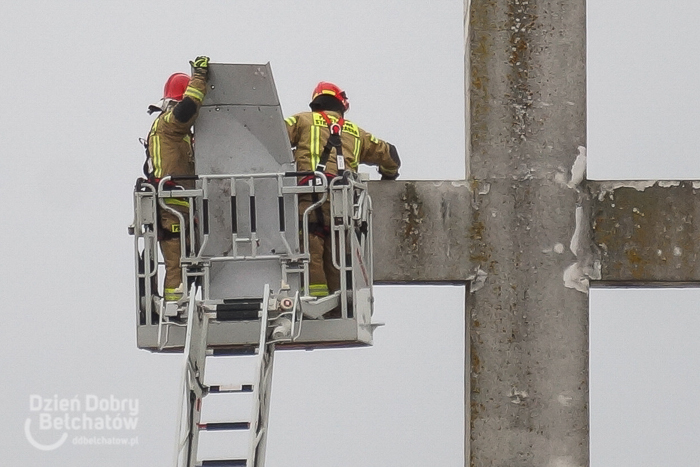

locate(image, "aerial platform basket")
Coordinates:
130 63 377 353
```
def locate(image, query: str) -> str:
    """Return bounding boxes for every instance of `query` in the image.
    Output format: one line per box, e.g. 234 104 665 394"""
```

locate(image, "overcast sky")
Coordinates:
0 2 464 466
1 1 698 466
587 1 700 466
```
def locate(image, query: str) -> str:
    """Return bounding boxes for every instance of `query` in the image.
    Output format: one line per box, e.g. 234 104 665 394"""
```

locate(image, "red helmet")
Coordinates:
163 73 190 101
311 81 349 111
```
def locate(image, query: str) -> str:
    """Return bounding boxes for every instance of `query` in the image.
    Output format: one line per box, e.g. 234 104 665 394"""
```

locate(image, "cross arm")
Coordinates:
368 180 474 284
590 180 700 284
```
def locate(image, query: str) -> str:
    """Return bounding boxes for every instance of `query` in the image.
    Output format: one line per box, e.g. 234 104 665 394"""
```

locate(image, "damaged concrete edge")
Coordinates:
469 268 487 293
564 203 601 295
554 146 587 189
590 180 689 201
560 146 601 294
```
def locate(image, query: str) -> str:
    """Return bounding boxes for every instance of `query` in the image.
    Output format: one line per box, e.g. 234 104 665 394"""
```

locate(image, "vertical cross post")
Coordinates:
466 0 589 465
370 2 700 466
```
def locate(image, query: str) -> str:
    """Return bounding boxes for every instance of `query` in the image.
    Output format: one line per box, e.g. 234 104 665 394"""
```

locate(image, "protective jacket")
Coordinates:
285 110 400 299
147 70 208 190
285 111 400 178
146 70 207 300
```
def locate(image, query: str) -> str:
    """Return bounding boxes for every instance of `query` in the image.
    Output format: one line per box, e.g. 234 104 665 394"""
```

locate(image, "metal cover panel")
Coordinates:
193 62 298 302
203 63 280 107
207 261 300 301
195 106 294 174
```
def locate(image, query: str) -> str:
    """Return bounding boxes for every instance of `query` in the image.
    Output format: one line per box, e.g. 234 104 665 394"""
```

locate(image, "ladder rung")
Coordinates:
209 384 253 393
207 347 257 356
198 422 250 431
199 460 247 467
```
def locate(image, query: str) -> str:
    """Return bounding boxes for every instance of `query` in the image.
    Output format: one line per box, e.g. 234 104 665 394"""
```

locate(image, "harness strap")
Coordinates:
140 137 152 179
315 111 345 173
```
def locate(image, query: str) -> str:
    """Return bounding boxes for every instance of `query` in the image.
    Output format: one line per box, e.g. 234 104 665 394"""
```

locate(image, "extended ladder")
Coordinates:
176 284 297 467
130 63 380 467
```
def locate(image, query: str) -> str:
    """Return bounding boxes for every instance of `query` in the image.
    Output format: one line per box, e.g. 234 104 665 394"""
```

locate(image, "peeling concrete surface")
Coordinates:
590 180 700 283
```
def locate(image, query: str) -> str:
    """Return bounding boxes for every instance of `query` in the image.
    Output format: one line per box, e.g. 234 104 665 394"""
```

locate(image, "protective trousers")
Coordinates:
158 203 190 301
298 194 339 297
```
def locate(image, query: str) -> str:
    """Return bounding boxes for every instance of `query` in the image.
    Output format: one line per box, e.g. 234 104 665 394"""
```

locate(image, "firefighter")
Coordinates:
285 82 401 298
146 56 209 303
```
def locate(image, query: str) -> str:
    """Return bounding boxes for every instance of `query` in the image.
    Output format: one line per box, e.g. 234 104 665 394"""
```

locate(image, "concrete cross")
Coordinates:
369 1 698 465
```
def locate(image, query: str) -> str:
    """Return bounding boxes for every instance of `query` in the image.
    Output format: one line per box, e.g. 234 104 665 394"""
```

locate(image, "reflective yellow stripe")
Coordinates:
310 125 320 170
164 288 183 301
309 284 329 297
369 134 378 144
351 138 360 168
150 120 163 178
183 86 204 102
342 121 359 138
165 198 190 208
152 135 162 177
285 116 297 126
313 112 333 126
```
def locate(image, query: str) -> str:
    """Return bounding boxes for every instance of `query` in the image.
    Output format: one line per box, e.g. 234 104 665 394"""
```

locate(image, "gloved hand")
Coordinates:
191 56 210 70
381 143 401 180
380 171 399 181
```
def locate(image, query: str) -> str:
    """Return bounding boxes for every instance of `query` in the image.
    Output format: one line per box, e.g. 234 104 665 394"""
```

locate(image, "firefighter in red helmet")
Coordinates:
285 81 401 300
146 56 209 303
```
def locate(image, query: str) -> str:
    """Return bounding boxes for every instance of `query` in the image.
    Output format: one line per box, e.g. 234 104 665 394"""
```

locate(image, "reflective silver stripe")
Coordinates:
164 288 183 301
150 120 163 178
309 284 329 297
310 125 320 170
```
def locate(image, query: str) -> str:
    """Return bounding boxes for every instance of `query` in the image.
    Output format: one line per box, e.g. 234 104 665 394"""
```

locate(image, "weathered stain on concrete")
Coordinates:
369 181 473 284
467 0 588 465
590 181 700 283
399 182 426 259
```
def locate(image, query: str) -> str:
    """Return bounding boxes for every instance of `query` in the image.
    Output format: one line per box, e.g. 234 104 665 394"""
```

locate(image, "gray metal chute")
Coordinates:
194 64 298 300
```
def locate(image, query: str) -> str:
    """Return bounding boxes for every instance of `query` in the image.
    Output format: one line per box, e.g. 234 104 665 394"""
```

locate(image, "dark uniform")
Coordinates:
285 110 400 297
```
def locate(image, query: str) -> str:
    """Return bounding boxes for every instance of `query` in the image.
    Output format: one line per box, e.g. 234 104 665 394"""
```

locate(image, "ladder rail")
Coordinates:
248 284 272 467
176 284 199 466
156 177 199 291
329 177 350 318
131 181 160 325
176 284 210 467
328 172 372 319
174 283 286 467
299 172 329 300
